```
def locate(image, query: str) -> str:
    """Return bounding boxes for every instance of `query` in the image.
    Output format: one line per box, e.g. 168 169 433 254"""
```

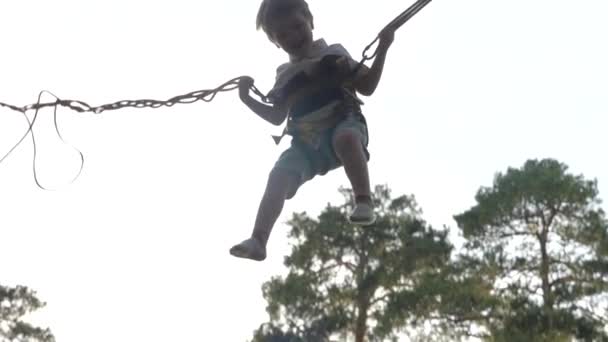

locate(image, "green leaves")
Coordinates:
453 158 608 340
253 185 453 341
252 159 608 341
0 285 55 342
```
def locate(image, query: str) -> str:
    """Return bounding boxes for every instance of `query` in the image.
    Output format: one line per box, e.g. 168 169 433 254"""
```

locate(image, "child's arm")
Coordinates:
352 27 396 96
238 77 288 126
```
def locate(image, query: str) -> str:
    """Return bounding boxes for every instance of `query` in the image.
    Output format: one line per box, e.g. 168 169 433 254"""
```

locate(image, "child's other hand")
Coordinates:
238 76 254 100
378 26 395 51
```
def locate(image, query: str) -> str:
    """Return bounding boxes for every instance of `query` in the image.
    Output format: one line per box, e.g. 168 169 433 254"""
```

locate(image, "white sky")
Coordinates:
1 0 607 341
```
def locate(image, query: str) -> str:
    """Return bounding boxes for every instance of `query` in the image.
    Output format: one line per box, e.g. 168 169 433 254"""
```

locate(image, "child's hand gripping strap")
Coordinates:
355 0 433 74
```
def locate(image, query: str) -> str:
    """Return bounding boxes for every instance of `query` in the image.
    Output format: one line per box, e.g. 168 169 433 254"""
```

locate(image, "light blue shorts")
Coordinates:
273 113 369 193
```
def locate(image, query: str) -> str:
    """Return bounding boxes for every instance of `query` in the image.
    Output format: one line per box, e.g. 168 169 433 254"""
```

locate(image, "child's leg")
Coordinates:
333 129 371 200
230 168 299 261
252 168 299 246
332 119 375 225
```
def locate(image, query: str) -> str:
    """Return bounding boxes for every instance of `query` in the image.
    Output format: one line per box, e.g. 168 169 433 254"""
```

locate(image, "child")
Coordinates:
231 0 395 261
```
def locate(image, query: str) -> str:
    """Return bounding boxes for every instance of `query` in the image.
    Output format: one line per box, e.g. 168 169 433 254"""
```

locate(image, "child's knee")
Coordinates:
268 168 301 200
333 129 363 152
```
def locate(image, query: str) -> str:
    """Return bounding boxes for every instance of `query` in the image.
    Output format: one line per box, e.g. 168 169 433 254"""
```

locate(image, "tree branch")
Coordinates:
571 303 608 324
370 292 392 306
498 230 536 239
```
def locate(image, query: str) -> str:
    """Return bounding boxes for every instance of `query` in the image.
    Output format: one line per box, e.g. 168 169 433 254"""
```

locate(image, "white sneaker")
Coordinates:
348 202 376 225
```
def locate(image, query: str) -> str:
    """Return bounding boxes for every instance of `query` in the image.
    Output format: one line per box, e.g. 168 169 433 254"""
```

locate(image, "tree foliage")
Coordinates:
0 285 54 342
452 159 608 341
252 185 453 342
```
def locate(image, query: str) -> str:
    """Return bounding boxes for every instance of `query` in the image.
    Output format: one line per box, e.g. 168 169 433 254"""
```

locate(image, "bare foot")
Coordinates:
229 237 267 261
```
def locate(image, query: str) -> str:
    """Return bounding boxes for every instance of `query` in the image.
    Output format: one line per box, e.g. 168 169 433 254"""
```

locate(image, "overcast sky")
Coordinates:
1 0 607 341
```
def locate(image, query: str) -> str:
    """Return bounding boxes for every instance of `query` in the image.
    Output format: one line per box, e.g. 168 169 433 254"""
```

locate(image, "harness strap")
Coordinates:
272 86 363 146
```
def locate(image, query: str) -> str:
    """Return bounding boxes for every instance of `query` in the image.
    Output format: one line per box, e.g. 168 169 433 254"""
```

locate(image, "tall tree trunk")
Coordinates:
354 298 369 342
538 229 554 329
354 249 370 342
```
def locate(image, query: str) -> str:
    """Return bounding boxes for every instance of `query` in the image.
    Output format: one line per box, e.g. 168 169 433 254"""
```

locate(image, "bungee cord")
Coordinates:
360 0 432 63
0 0 432 189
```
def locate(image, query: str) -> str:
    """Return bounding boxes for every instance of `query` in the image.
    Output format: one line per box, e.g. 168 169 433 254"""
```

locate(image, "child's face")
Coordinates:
270 13 313 58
